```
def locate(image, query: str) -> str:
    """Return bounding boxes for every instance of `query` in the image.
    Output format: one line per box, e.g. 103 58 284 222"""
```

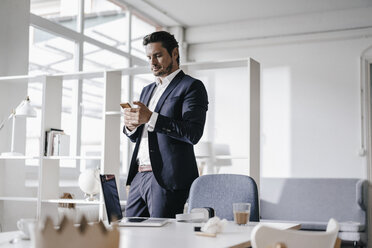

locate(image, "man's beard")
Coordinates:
154 61 173 77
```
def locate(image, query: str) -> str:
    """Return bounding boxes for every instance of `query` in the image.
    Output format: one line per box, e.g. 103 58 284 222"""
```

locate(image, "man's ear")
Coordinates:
172 48 179 61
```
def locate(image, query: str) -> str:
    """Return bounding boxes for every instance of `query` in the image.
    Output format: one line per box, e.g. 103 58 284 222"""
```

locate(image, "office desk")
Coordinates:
0 221 300 248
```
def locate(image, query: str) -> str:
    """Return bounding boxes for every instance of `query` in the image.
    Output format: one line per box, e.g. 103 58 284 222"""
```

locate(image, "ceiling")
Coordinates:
119 0 372 27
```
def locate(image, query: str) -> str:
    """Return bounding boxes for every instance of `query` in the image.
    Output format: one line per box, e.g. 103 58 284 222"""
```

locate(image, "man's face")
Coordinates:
145 42 177 77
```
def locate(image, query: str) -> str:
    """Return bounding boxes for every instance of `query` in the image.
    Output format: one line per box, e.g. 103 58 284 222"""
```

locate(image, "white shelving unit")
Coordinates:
0 58 260 223
35 72 122 220
0 70 123 221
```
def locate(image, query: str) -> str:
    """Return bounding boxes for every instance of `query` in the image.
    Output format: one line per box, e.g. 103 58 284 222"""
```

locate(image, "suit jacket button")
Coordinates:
150 150 154 152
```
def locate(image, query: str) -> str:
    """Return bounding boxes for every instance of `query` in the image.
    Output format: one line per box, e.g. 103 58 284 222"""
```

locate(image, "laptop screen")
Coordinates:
100 174 123 223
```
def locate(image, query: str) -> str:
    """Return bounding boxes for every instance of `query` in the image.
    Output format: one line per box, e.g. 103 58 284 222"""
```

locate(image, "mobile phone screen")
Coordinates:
120 102 131 109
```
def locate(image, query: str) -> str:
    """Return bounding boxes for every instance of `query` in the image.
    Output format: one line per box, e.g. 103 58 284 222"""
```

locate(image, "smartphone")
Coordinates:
120 102 132 109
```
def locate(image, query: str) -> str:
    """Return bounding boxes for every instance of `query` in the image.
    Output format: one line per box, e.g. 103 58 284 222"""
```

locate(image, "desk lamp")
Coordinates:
0 96 37 156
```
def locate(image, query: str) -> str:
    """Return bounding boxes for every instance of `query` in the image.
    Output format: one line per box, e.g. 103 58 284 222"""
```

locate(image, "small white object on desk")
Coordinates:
176 208 212 222
201 217 228 234
16 218 38 240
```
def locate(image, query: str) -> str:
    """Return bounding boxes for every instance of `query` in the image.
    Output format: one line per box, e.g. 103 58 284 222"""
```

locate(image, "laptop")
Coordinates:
100 174 169 227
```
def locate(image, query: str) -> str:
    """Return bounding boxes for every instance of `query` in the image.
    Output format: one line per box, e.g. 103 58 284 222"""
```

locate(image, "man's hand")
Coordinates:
124 107 138 131
123 101 152 131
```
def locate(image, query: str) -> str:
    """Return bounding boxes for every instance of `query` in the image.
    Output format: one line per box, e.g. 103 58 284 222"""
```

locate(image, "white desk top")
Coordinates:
0 220 300 248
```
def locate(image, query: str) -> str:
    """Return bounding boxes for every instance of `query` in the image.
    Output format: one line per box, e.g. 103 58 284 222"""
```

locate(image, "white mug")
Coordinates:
17 218 37 239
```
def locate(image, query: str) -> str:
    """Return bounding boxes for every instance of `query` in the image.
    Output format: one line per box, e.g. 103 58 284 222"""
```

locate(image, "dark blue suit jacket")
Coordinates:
124 70 208 190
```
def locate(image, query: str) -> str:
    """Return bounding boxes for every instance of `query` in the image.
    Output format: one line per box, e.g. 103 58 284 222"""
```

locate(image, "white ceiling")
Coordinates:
121 0 372 27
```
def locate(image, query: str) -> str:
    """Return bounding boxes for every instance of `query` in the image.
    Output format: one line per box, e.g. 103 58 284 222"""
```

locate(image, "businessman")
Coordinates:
123 31 208 218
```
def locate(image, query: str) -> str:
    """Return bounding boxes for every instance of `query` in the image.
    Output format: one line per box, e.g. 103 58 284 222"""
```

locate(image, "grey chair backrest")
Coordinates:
188 174 259 221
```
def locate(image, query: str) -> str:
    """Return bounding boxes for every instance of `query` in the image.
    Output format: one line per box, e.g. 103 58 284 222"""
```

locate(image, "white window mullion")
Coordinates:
123 10 133 174
70 0 85 172
29 13 147 66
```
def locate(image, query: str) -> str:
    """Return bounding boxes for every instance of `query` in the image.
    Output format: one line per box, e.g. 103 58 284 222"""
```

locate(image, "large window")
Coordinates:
27 0 156 182
29 27 75 75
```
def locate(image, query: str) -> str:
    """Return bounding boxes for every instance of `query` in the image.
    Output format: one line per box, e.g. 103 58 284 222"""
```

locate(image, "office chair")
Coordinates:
187 174 259 221
251 218 340 248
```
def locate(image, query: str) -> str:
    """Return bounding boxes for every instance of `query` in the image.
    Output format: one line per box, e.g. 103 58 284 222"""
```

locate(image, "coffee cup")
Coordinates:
233 203 251 225
17 218 37 239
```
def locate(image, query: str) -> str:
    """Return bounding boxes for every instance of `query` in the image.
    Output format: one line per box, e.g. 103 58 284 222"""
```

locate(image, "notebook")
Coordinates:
100 174 169 227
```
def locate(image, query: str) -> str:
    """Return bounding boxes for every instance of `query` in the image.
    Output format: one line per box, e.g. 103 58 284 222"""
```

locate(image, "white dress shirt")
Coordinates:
126 69 181 166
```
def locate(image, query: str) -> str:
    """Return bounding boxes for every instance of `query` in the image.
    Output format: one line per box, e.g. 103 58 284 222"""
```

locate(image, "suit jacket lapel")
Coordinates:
154 70 185 112
143 83 157 106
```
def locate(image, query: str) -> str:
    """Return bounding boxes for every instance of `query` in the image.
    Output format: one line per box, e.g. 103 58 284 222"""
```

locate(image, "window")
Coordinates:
29 27 75 75
27 0 157 182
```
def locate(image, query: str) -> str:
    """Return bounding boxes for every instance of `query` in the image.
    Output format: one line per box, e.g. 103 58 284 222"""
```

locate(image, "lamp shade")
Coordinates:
15 96 37 117
0 96 37 156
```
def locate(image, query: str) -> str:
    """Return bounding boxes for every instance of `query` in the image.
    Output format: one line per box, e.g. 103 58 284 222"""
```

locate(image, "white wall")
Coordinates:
0 0 30 150
0 0 30 76
188 26 372 179
0 0 32 232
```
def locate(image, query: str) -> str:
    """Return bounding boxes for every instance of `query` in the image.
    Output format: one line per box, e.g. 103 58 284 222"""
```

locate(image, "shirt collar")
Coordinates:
155 68 182 87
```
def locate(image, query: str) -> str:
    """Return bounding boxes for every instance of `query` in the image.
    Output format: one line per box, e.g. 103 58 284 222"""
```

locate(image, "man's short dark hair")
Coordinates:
143 31 180 65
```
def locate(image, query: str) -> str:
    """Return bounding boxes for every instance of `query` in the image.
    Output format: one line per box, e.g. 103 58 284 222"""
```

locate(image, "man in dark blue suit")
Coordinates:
123 31 208 218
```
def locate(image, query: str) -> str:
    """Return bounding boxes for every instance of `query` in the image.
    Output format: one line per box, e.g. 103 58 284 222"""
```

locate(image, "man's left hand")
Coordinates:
126 101 152 126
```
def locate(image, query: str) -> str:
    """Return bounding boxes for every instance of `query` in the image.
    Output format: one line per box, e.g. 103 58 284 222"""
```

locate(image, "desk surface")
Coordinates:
0 221 300 248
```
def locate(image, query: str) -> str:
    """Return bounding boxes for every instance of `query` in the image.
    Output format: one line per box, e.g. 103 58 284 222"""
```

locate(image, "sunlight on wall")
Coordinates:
261 66 292 177
193 67 251 175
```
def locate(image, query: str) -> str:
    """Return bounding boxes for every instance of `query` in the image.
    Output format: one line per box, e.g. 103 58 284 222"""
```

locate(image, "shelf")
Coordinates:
43 156 101 160
215 156 249 159
0 155 38 160
42 199 127 206
105 111 122 116
0 196 37 202
0 156 101 160
43 199 102 205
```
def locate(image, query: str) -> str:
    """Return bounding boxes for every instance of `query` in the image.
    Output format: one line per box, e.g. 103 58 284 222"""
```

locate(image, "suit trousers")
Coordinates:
125 171 189 218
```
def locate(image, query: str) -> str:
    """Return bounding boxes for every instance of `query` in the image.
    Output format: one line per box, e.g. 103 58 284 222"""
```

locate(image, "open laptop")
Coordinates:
100 174 169 227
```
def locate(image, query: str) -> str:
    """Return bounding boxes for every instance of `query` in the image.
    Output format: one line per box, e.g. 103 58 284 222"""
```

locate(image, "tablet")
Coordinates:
118 217 169 227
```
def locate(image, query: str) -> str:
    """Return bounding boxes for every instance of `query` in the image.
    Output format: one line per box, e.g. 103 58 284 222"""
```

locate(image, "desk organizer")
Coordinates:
35 216 119 248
